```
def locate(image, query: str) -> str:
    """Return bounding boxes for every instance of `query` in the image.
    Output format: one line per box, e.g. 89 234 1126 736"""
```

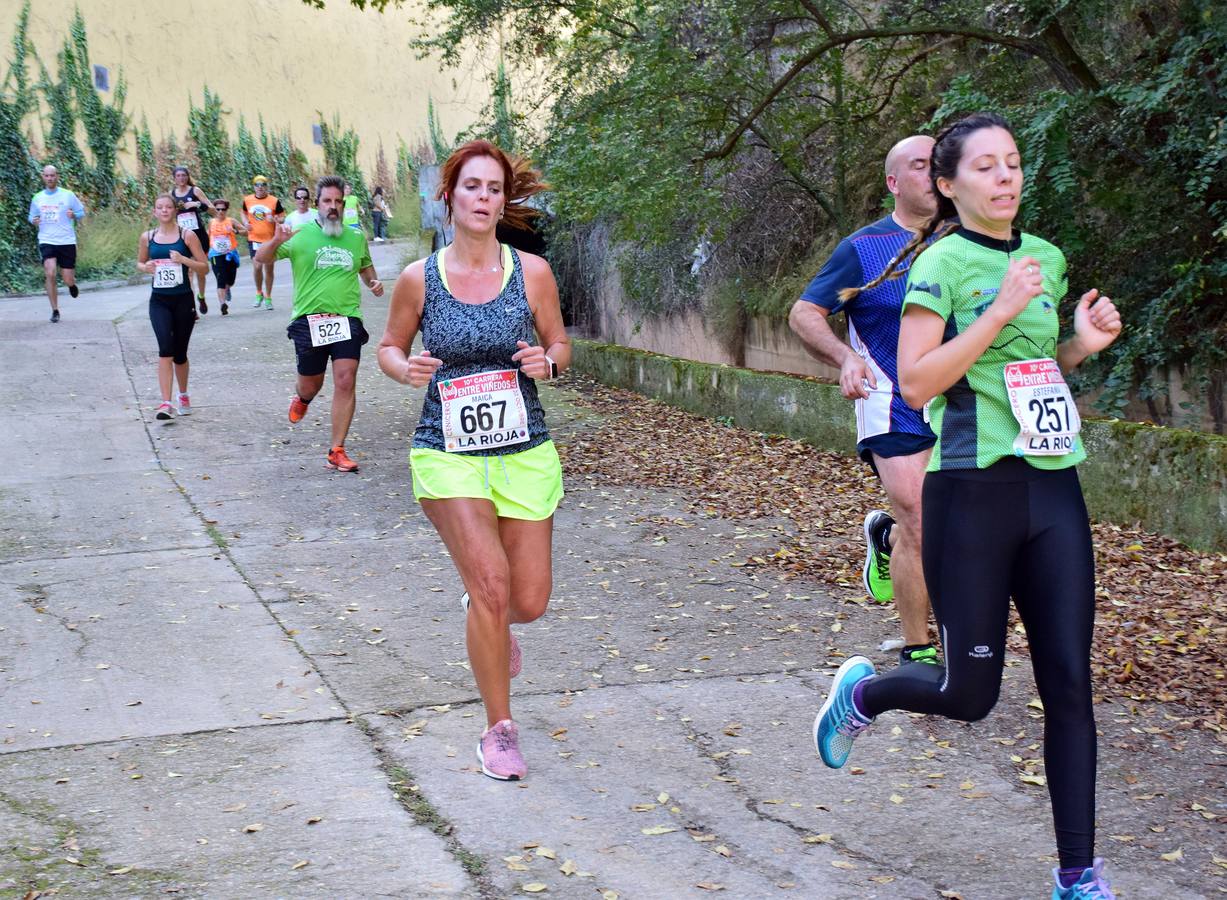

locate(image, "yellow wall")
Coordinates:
22 0 489 176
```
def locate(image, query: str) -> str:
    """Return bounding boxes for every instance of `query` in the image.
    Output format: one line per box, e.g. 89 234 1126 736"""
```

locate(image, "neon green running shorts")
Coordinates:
409 439 564 521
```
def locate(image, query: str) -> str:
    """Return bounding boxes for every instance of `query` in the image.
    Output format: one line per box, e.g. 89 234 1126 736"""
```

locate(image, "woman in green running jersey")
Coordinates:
812 112 1122 900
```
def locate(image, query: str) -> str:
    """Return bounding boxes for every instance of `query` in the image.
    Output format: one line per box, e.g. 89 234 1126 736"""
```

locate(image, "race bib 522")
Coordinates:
307 314 351 348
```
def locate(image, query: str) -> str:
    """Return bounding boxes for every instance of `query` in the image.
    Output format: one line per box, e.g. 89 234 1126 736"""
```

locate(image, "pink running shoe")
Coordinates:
477 719 526 781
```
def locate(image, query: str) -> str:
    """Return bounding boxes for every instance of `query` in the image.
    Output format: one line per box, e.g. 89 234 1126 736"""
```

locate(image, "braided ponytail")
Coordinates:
838 112 1014 304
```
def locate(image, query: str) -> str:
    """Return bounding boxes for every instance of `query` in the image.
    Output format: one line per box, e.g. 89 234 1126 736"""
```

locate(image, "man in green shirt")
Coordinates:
256 175 384 473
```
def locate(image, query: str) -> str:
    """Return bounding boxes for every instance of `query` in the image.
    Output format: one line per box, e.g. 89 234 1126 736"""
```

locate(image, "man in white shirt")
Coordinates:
27 165 86 323
284 186 319 232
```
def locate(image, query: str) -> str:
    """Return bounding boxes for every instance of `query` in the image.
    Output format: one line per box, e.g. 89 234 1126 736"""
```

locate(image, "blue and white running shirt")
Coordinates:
799 214 934 445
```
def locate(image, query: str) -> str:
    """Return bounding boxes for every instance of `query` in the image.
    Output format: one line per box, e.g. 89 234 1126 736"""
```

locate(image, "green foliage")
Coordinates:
381 0 1226 420
187 87 231 194
427 97 450 163
31 8 129 200
234 115 268 186
489 61 516 152
135 115 156 202
395 137 415 189
318 113 368 217
0 0 38 287
74 207 141 275
39 52 86 182
0 6 391 291
260 116 300 194
926 0 1227 414
374 140 393 196
65 9 127 200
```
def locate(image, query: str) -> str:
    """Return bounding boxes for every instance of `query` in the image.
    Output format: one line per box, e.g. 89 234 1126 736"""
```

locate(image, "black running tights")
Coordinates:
149 293 195 364
860 458 1097 870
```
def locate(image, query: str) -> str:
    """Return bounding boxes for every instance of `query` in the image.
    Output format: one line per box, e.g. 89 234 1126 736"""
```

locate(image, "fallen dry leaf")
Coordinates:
561 376 1227 724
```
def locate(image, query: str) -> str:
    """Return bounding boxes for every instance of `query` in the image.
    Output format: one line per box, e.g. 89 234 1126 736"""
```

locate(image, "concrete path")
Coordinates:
0 243 1219 898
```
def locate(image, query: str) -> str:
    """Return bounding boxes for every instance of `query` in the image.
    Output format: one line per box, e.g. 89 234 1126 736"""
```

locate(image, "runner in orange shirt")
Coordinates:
241 175 285 309
207 199 246 315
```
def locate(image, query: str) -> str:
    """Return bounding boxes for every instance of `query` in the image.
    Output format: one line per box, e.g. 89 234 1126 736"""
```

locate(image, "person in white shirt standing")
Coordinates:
28 165 86 323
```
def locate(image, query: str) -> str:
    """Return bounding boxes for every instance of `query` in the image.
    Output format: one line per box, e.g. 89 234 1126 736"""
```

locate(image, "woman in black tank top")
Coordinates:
377 141 570 782
138 194 209 421
171 166 214 313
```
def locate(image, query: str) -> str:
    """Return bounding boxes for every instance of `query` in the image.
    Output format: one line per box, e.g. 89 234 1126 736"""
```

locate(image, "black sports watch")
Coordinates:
545 354 558 379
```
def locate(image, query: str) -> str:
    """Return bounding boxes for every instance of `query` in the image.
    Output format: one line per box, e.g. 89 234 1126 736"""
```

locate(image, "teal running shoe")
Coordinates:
1052 859 1116 899
861 510 894 603
813 655 876 768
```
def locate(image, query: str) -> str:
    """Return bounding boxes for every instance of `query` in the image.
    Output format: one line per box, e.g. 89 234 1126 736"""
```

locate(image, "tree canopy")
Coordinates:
326 0 1226 417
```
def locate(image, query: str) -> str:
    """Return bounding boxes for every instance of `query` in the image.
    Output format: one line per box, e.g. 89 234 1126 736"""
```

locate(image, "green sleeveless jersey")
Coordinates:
903 228 1085 472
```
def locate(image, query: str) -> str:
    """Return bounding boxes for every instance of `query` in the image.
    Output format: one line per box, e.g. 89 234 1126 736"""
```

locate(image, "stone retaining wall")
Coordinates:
572 339 1227 551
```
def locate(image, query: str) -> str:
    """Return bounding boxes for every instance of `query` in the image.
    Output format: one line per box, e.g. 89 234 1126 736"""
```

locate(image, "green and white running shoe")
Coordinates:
862 510 894 603
899 644 940 666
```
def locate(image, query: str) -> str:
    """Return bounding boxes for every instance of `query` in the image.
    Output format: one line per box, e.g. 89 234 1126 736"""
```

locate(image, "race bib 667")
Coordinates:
439 369 530 453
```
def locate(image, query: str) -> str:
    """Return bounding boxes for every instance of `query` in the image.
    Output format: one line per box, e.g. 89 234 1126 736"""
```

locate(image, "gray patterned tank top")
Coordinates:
412 246 550 456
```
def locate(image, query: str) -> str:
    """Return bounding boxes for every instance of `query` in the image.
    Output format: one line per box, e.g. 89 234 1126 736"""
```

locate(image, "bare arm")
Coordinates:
513 252 571 379
173 231 210 273
788 299 875 399
136 231 153 274
359 264 384 297
253 222 291 264
180 188 211 211
377 261 441 387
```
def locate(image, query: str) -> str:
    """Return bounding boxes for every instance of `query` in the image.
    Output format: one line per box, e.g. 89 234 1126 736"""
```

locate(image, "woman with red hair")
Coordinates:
378 140 569 781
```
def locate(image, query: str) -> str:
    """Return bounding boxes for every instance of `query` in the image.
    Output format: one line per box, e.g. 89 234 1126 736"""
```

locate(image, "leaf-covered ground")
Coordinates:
557 377 1227 734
